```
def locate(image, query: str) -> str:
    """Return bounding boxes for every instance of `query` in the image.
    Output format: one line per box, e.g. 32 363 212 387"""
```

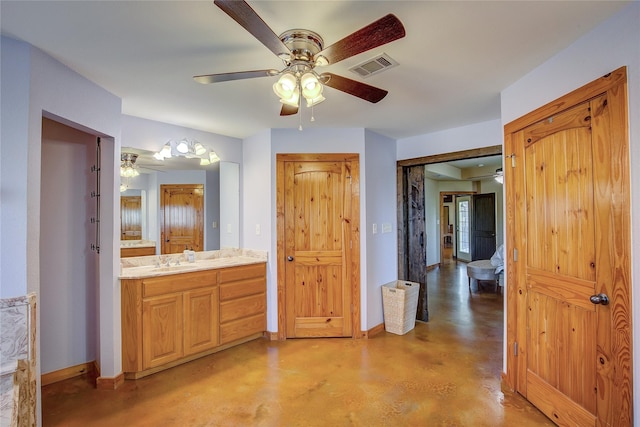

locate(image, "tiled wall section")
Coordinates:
0 294 36 427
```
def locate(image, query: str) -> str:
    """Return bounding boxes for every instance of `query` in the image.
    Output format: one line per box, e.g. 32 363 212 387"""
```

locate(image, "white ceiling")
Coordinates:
0 1 630 140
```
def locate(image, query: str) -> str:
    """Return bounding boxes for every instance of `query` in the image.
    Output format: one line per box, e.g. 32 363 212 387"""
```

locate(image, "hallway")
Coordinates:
42 262 553 426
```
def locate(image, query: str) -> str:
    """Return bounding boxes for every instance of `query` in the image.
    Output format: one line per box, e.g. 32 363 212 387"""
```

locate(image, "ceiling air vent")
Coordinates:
348 53 398 79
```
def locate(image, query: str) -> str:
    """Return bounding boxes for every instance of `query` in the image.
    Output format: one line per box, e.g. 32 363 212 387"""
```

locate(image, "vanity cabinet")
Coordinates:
121 262 266 379
219 263 267 344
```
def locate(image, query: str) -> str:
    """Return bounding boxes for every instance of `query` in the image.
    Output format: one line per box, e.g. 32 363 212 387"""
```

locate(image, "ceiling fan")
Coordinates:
194 0 406 116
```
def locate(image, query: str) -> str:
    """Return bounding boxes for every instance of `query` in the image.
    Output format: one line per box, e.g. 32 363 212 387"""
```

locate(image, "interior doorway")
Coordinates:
39 117 100 384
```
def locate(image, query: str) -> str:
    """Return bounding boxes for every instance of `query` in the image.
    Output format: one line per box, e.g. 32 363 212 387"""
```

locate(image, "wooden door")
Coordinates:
277 154 360 339
142 294 183 369
405 165 428 321
120 196 142 240
160 184 204 254
471 193 496 260
505 67 631 425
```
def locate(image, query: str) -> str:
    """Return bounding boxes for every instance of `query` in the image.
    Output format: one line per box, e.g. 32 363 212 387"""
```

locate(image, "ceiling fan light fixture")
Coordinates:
494 168 504 184
120 153 140 178
273 73 297 99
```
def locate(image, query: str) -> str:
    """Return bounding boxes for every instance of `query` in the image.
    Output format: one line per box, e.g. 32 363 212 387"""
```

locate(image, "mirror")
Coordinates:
120 147 240 251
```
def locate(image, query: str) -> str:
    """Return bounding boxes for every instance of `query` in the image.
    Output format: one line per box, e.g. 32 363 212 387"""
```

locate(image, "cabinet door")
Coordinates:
142 294 183 369
184 287 219 356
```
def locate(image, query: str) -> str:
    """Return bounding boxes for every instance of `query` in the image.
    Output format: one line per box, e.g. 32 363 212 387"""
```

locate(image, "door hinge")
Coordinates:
514 342 518 356
506 153 516 168
513 248 518 262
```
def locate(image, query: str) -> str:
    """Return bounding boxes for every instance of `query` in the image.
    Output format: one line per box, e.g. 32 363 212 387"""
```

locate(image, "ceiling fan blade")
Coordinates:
315 14 405 65
193 69 278 84
214 0 291 58
322 73 388 103
280 104 298 116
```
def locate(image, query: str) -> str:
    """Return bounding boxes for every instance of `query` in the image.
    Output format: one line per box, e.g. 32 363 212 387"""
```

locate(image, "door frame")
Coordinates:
398 145 502 277
276 153 361 340
504 67 632 423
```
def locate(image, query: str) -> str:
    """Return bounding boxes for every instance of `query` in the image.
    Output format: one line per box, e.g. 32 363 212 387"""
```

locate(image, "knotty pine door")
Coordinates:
277 154 360 339
505 67 632 426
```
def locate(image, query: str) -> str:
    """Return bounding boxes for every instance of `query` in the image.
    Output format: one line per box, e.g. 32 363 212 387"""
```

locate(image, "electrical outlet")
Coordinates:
372 223 378 234
227 224 232 233
255 224 261 235
382 223 392 233
212 221 218 229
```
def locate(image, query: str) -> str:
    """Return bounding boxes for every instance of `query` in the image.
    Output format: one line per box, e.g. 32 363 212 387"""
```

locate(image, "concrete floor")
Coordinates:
42 262 553 426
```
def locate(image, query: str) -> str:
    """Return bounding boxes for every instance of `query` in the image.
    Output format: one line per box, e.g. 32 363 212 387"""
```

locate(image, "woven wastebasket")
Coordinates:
382 280 420 335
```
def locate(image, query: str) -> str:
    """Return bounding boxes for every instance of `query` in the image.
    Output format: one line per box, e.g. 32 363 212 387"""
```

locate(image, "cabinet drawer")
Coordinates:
143 270 217 297
220 314 265 344
219 263 265 283
219 277 265 301
220 293 266 323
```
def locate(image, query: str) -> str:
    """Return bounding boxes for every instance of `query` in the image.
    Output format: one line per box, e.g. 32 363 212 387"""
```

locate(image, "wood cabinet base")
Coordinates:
124 332 265 380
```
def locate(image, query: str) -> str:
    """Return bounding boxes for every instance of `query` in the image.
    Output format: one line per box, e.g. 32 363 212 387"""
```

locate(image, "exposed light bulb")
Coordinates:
176 139 189 154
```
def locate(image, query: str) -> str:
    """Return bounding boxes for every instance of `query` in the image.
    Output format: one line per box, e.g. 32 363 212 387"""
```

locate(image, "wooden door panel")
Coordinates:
184 287 218 355
524 123 595 280
279 154 359 339
523 102 598 423
142 294 183 369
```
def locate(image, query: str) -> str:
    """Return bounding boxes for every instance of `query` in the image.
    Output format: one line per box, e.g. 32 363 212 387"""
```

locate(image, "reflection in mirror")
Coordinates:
120 189 144 240
119 147 239 251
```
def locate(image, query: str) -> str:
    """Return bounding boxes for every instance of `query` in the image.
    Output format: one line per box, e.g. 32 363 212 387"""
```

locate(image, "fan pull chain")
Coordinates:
298 102 303 131
310 104 316 122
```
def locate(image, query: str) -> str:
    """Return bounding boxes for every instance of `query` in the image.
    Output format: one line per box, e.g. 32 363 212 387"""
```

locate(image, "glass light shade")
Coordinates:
160 144 172 158
301 73 322 99
273 73 297 99
193 142 206 156
494 175 504 184
153 152 164 161
199 158 210 166
176 139 189 154
279 89 299 107
306 94 325 107
120 183 127 192
209 151 220 163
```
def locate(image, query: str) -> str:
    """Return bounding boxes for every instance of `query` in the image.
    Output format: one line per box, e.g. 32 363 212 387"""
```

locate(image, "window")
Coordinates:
458 200 469 253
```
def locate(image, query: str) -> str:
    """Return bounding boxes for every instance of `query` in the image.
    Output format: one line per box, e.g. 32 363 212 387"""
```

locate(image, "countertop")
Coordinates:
119 249 267 279
120 240 156 249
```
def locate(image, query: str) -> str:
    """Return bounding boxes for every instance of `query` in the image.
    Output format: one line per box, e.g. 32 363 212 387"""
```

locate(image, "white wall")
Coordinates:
500 1 640 410
363 130 398 330
1 36 122 424
220 162 240 249
397 119 502 160
241 129 273 328
424 177 439 267
40 119 98 375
